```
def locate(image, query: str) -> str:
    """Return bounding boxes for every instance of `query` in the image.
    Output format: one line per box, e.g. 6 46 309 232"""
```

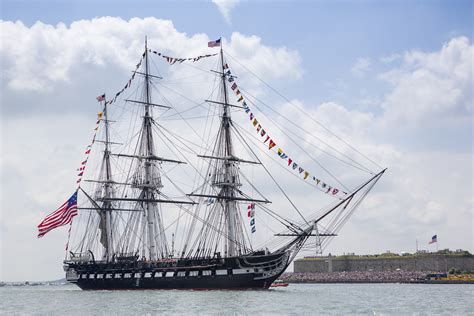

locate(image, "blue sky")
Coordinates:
1 1 472 281
2 0 471 111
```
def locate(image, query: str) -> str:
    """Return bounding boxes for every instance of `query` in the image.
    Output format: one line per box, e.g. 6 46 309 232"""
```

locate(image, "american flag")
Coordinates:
37 192 78 238
428 234 437 244
208 38 221 48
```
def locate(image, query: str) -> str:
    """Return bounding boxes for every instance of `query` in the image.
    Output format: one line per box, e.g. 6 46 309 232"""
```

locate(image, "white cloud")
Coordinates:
380 53 401 64
379 36 472 127
224 32 302 89
212 0 240 24
0 18 204 93
351 57 371 77
0 18 301 97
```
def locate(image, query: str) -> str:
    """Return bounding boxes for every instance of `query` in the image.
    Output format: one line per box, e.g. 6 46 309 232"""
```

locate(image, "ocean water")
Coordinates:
0 283 472 315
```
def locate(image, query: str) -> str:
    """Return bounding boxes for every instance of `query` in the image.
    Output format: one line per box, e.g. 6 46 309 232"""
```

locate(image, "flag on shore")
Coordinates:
429 235 437 244
37 191 78 238
208 38 221 48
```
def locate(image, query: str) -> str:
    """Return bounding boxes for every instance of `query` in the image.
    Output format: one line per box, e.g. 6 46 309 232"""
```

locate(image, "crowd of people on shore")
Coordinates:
280 271 438 283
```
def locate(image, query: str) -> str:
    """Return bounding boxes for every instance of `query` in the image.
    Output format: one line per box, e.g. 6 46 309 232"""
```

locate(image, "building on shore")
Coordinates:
294 250 474 273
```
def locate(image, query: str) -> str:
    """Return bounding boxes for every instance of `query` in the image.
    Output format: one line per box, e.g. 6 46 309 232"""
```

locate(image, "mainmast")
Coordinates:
141 37 164 260
90 38 193 262
218 47 239 257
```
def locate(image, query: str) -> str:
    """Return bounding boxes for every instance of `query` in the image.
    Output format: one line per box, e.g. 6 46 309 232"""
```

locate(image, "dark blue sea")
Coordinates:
1 283 472 315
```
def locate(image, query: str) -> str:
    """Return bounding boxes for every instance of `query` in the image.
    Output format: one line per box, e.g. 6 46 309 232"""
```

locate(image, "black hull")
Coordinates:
74 273 277 290
65 251 290 290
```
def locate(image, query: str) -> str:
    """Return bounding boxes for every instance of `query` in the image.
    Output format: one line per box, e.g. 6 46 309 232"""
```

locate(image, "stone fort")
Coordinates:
294 252 474 273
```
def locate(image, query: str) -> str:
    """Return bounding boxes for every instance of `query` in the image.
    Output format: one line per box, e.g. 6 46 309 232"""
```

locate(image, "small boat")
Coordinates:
270 279 289 287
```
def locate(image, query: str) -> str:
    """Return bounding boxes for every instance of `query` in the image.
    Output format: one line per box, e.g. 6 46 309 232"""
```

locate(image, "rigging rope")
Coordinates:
230 120 309 226
239 89 375 175
225 52 383 171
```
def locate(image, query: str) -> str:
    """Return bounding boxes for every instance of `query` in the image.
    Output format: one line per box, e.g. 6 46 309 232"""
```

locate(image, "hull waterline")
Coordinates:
65 251 290 290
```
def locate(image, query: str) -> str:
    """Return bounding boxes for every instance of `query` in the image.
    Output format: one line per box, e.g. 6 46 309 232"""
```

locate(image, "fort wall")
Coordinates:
294 255 474 273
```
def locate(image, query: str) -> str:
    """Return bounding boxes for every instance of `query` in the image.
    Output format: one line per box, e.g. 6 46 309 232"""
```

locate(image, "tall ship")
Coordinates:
38 38 385 290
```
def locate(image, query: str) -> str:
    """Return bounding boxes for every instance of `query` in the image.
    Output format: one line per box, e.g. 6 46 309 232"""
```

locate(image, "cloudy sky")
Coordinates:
1 0 472 281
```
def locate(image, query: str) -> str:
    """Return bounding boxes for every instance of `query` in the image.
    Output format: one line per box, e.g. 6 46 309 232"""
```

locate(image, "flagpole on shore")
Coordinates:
428 234 438 253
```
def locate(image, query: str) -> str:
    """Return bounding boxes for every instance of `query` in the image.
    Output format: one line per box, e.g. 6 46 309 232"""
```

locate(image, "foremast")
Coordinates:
100 93 114 261
84 92 116 261
79 39 194 262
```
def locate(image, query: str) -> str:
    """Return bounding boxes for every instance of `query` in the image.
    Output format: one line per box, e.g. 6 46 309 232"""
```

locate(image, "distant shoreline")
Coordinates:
286 280 474 284
281 271 474 285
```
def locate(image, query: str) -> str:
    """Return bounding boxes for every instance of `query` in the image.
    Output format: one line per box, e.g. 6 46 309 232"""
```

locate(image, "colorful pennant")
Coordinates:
247 203 256 233
100 46 213 106
224 63 346 198
97 52 145 106
149 49 218 64
76 111 103 186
